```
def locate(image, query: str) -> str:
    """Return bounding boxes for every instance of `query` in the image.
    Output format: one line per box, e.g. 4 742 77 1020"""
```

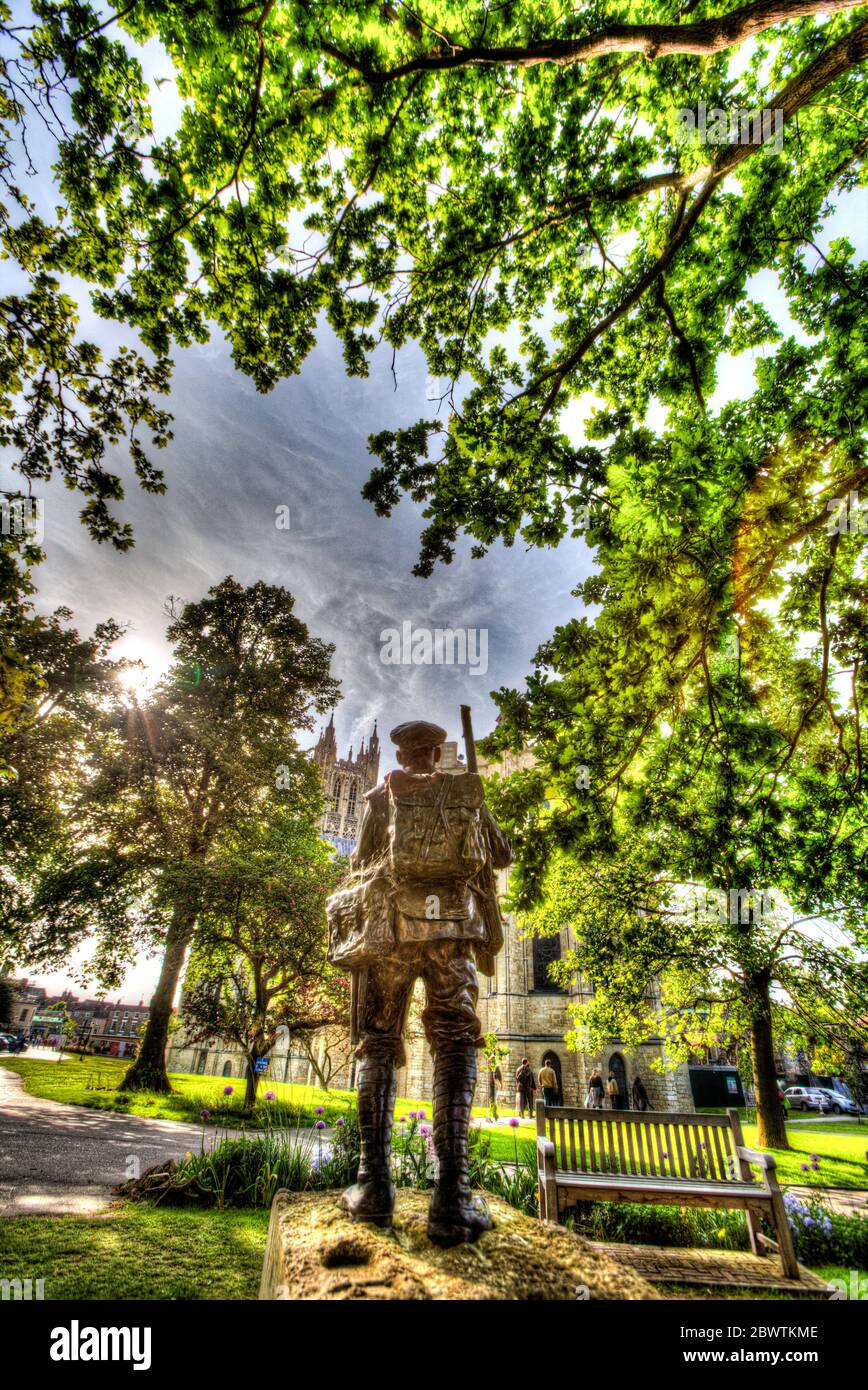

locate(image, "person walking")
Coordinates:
586 1068 604 1109
515 1058 536 1118
538 1060 558 1108
632 1074 651 1111
606 1070 620 1109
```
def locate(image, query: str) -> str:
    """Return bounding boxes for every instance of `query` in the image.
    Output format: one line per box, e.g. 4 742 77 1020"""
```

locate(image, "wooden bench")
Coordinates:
535 1102 799 1279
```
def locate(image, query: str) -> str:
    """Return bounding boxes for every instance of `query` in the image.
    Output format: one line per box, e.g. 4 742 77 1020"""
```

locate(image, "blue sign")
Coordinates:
254 1057 269 1074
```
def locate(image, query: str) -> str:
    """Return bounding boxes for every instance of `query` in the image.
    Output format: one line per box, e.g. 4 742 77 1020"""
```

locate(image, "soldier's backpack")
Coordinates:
388 772 487 881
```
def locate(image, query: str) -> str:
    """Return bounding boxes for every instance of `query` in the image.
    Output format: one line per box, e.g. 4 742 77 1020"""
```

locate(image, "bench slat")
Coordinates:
711 1124 727 1180
554 1172 768 1207
594 1117 605 1173
604 1119 614 1173
673 1122 689 1179
625 1121 639 1176
665 1123 678 1178
555 1170 761 1193
615 1120 627 1176
539 1106 733 1126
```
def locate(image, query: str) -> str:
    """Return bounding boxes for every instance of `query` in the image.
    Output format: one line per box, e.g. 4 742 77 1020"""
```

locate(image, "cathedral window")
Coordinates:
346 781 358 817
532 934 564 992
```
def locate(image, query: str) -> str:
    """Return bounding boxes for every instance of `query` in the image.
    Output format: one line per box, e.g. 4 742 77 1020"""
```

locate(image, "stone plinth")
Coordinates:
259 1188 658 1300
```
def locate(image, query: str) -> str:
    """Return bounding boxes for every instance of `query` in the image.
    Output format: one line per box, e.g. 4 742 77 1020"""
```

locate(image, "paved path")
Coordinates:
786 1184 868 1216
0 1067 231 1215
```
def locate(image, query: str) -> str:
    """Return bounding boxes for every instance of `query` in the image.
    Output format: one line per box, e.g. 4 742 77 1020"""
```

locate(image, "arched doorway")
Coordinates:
608 1051 628 1109
541 1050 563 1103
222 1060 233 1078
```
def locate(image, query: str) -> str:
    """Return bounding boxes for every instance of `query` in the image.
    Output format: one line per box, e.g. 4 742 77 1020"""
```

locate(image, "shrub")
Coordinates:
116 1108 540 1219
783 1193 868 1267
565 1200 749 1251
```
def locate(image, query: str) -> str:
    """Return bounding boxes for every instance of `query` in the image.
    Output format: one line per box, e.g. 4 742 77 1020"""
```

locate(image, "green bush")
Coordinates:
783 1193 868 1267
566 1201 751 1250
122 1107 542 1214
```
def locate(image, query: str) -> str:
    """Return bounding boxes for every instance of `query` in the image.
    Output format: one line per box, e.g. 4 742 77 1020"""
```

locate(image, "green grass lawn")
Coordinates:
0 1205 270 1300
0 1053 506 1131
4 1055 865 1191
787 1120 868 1136
0 1202 854 1301
480 1116 868 1191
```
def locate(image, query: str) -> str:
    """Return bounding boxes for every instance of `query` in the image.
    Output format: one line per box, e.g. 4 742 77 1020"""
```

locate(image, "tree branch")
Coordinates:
322 1 865 84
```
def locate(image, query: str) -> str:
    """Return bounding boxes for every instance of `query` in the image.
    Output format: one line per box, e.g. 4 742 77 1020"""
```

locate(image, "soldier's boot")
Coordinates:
341 1055 396 1226
428 1045 493 1246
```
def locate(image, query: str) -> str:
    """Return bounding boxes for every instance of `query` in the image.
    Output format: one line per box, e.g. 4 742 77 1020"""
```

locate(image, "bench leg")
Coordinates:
745 1205 763 1257
768 1188 799 1280
541 1171 559 1224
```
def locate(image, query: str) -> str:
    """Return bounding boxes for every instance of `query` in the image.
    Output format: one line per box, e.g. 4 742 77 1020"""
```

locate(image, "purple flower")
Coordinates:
417 1110 426 1120
264 1090 276 1101
223 1085 234 1096
420 1125 430 1137
315 1106 324 1115
509 1117 520 1128
408 1110 417 1119
398 1116 407 1123
810 1154 819 1163
801 1162 810 1171
199 1108 210 1120
315 1119 326 1130
336 1117 345 1127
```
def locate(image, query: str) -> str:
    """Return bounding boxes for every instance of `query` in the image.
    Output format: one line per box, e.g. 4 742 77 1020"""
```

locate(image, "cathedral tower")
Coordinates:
313 716 380 854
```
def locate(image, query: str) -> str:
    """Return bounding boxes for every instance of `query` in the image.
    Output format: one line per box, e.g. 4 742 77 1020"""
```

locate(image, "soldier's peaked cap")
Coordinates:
389 720 447 751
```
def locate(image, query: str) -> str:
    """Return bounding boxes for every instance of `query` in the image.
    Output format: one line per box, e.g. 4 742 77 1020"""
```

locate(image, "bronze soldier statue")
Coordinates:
326 714 512 1245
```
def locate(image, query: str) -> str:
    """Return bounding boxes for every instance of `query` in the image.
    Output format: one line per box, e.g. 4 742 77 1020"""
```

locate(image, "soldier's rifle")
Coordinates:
460 704 504 977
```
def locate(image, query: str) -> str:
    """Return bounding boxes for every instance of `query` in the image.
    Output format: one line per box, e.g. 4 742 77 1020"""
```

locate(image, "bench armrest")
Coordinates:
735 1145 776 1171
734 1145 781 1191
537 1136 556 1172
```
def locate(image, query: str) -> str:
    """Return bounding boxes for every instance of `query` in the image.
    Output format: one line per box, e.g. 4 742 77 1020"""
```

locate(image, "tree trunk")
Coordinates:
244 1058 260 1109
118 910 192 1093
749 971 789 1150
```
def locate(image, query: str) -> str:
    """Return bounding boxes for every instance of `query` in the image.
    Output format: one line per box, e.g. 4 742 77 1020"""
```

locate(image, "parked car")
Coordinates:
0 1033 17 1052
784 1086 830 1112
813 1087 860 1116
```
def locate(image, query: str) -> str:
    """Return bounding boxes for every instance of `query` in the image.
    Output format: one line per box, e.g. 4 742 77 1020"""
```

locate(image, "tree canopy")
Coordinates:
13 576 339 1089
1 1 865 566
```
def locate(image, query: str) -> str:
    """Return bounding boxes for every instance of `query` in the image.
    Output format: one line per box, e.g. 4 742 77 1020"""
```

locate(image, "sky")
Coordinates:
9 307 591 1003
4 11 866 1006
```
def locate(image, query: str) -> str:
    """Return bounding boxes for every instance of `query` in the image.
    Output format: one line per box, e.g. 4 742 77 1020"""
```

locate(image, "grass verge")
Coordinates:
0 1204 270 1300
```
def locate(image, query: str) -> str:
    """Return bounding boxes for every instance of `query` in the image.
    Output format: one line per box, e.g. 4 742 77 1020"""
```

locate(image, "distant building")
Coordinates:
69 998 150 1057
313 712 380 853
5 979 148 1056
5 979 47 1033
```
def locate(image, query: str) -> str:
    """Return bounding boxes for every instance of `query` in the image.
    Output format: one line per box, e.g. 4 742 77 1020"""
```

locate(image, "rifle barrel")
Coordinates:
460 704 478 774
